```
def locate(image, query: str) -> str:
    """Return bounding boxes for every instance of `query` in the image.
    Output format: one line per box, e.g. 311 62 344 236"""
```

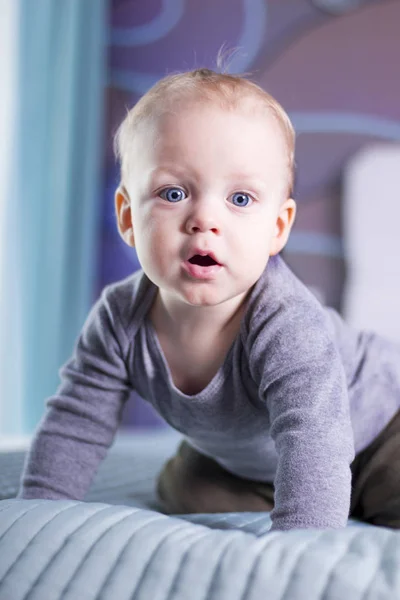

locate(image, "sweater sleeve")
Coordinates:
266 342 355 532
17 286 132 501
248 281 355 531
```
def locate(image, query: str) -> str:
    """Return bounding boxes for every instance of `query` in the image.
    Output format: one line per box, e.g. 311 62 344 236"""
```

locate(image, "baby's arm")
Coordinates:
266 344 354 531
18 287 132 500
251 304 354 532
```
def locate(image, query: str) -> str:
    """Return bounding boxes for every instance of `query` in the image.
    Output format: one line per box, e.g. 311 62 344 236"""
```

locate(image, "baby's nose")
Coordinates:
185 199 221 234
185 213 220 234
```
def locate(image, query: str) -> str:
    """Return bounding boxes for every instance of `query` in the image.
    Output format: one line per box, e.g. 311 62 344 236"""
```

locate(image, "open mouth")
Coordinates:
188 254 219 267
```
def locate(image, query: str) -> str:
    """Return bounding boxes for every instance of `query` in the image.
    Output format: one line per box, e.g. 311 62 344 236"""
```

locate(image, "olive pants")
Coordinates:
157 410 400 528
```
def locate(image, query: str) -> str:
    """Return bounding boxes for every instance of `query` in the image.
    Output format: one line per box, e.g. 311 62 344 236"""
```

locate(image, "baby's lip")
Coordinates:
186 248 222 266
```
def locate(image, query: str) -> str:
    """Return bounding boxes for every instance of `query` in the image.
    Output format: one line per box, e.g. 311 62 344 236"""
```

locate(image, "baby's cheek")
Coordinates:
244 230 268 257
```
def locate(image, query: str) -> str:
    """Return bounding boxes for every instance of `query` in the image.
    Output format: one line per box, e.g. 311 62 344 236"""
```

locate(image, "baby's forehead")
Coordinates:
135 103 289 184
155 94 277 123
149 98 284 144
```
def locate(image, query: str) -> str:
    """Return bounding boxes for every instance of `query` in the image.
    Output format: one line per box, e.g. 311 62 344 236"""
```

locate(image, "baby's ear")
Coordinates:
115 185 135 247
269 198 296 256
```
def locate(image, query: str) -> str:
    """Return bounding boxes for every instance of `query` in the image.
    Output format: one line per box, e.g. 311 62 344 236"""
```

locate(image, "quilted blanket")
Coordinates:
0 431 399 600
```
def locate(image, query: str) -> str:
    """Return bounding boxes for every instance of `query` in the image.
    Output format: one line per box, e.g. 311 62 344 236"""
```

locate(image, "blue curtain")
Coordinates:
0 0 108 436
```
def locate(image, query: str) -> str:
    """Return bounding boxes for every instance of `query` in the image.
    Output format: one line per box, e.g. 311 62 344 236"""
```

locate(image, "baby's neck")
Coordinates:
150 290 248 342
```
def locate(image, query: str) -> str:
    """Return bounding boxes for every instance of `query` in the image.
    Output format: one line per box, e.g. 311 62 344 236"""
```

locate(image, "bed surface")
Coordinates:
1 429 400 600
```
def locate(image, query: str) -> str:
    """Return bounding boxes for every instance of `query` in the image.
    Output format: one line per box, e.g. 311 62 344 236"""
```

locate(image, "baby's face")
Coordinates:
121 102 293 309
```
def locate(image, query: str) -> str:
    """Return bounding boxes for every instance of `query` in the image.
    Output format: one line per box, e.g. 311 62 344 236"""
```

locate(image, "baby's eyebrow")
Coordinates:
147 167 184 189
228 174 267 190
150 165 187 179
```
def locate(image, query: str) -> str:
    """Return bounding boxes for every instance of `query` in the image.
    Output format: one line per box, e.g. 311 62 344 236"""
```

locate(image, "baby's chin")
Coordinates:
147 267 254 312
171 287 227 308
176 285 251 313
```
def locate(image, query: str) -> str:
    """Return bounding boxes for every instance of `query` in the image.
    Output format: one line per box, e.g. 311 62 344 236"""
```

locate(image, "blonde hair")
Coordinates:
114 68 295 197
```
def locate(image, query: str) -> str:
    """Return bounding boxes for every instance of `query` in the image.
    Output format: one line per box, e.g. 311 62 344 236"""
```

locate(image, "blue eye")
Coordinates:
160 187 186 203
231 192 252 207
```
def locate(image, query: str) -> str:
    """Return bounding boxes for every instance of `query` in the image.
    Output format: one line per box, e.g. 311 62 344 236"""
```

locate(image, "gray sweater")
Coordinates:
18 254 400 531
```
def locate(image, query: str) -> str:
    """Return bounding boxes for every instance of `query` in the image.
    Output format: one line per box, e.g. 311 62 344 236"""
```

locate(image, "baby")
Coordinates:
18 68 400 532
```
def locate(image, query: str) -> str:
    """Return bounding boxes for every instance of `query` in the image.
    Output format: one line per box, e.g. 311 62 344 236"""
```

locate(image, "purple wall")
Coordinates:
101 0 400 427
